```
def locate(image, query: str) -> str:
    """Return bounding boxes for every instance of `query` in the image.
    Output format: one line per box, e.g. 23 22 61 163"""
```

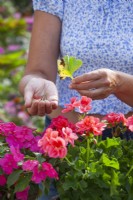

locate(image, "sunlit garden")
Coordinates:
0 0 44 130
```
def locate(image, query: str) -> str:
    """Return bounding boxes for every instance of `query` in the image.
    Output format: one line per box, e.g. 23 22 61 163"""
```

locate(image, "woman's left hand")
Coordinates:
69 68 119 100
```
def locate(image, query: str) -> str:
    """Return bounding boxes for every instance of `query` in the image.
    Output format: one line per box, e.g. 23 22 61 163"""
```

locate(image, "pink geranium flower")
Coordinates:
6 125 36 150
62 127 78 146
49 116 76 135
22 160 39 171
38 128 67 158
0 175 6 186
16 186 30 200
62 96 92 113
10 146 24 162
22 160 58 184
0 121 16 136
62 97 80 113
29 136 42 152
76 116 106 136
104 113 127 127
126 116 133 131
78 96 92 113
41 162 59 180
48 137 67 158
32 162 58 183
0 154 18 175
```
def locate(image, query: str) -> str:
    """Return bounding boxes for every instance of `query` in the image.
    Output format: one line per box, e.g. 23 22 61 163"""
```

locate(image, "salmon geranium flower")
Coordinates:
38 128 67 158
76 116 106 136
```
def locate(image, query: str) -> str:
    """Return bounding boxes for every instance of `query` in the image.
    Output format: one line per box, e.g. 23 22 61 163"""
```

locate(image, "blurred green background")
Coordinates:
0 0 44 131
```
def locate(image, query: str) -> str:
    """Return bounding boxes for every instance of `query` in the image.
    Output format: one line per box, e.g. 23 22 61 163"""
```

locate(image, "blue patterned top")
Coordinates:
33 0 133 115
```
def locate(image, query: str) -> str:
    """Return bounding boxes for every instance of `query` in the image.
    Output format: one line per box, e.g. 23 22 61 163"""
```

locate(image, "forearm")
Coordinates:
24 11 61 81
114 71 133 107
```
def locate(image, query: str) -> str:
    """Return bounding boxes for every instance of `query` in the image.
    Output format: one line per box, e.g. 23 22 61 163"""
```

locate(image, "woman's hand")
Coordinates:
19 75 58 116
69 68 119 100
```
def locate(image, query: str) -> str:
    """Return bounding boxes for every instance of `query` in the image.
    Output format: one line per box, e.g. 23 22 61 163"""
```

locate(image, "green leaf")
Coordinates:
98 138 120 149
106 138 120 148
80 146 86 155
62 174 78 191
57 55 82 79
78 180 88 192
102 172 111 186
75 160 85 171
14 173 32 193
100 153 119 170
110 169 120 196
0 168 3 175
126 176 133 200
64 56 83 75
7 170 23 188
0 51 26 71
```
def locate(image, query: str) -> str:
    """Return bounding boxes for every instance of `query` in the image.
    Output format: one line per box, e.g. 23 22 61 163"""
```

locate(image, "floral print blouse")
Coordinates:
33 0 133 114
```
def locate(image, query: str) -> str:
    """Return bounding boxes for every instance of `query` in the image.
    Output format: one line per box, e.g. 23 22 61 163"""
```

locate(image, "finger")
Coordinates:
24 87 34 108
48 96 58 108
45 100 52 114
77 87 111 100
72 70 101 84
37 101 46 116
70 79 105 90
51 102 58 110
27 100 38 115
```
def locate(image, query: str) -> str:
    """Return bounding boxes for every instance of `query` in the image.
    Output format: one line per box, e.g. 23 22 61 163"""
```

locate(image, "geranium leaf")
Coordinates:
79 146 86 155
57 55 82 79
98 138 120 149
100 153 119 170
110 169 120 196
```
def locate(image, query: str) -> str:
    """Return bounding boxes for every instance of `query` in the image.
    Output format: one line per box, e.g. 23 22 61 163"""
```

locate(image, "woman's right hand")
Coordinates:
19 75 58 116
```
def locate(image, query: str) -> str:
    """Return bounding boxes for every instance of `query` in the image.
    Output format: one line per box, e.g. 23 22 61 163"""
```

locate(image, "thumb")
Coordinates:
24 87 34 108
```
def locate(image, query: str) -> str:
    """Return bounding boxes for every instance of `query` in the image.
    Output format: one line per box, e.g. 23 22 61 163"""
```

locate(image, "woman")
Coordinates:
19 0 133 199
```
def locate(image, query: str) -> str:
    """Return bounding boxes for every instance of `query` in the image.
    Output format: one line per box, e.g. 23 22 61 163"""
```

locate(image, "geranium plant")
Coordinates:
39 96 133 200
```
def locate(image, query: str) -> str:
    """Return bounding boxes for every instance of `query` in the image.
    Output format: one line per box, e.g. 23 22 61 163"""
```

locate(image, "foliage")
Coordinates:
11 0 33 15
56 137 133 200
0 0 43 130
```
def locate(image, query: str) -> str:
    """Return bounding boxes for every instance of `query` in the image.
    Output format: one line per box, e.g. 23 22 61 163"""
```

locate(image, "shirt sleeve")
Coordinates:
33 0 64 21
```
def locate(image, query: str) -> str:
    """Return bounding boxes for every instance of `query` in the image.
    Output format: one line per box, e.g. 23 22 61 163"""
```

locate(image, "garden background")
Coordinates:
0 0 44 131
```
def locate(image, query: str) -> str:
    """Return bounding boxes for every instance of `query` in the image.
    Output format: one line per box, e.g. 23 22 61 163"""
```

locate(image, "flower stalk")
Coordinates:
86 137 90 166
64 156 72 166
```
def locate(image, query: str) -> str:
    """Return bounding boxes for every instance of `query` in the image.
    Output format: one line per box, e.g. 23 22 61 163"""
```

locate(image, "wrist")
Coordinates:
113 71 127 96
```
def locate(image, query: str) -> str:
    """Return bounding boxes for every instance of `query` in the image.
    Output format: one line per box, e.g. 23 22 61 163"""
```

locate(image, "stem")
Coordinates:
86 137 90 166
64 157 72 165
126 165 133 177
